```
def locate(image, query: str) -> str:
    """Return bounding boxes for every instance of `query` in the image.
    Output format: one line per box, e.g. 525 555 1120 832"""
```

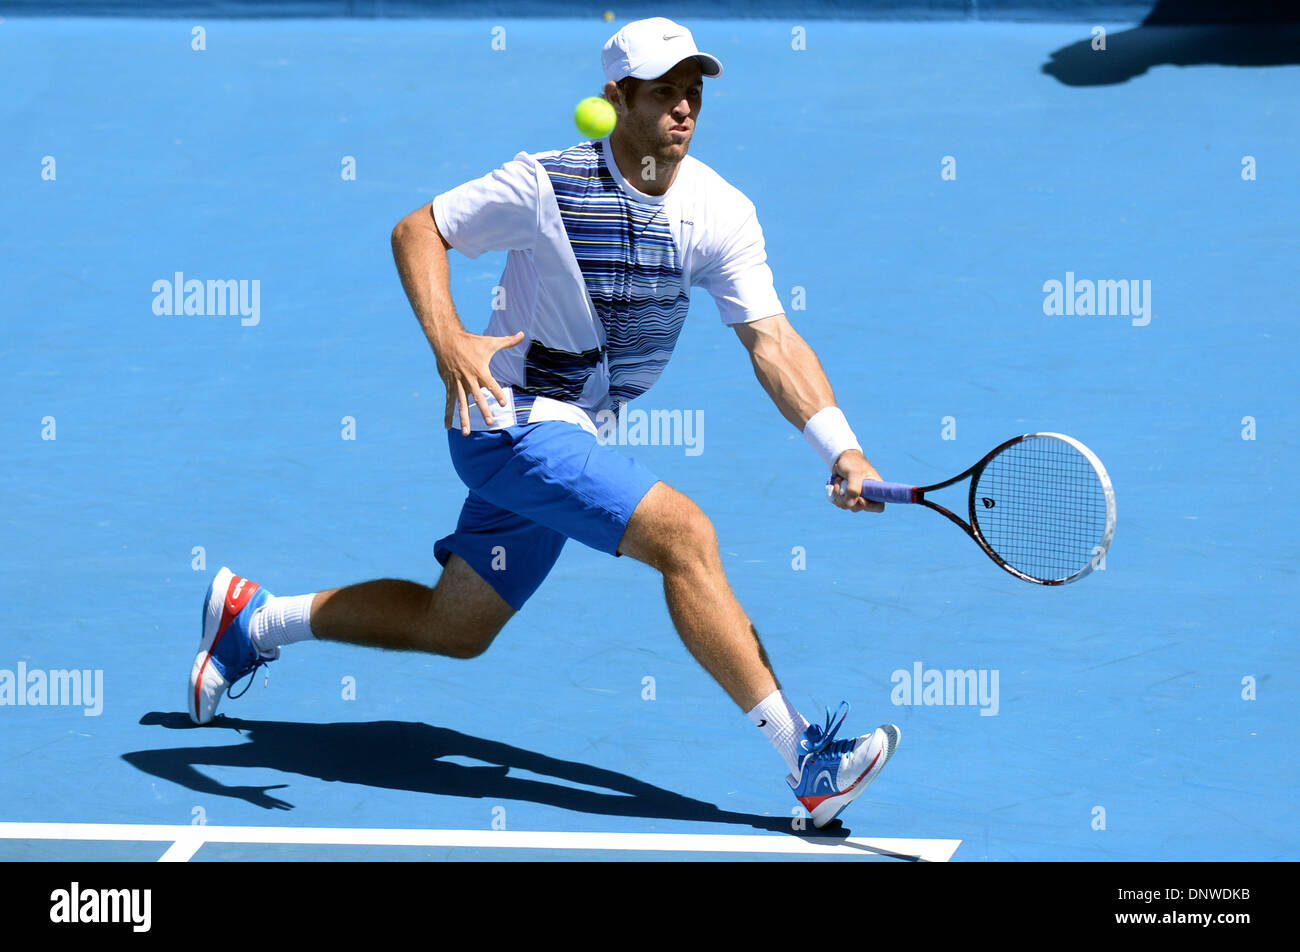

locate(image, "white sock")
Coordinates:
250 594 317 654
747 689 811 776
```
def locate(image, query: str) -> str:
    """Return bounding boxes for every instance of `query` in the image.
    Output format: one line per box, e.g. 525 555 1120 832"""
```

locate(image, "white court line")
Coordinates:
0 822 961 862
156 836 204 863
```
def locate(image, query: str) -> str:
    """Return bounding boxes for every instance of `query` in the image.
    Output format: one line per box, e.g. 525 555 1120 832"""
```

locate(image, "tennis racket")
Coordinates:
828 432 1116 585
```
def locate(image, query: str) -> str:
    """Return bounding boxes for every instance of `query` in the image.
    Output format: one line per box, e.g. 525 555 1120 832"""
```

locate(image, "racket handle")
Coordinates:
825 477 918 504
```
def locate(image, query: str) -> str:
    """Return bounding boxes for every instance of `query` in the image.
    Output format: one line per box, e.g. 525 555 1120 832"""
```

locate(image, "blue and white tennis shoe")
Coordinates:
788 703 900 828
188 567 278 724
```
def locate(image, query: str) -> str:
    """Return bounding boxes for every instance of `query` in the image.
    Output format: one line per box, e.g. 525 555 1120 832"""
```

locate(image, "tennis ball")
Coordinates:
575 96 617 140
603 10 615 21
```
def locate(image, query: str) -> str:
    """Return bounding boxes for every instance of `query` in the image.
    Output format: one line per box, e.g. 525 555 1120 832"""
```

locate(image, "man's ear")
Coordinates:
603 79 623 113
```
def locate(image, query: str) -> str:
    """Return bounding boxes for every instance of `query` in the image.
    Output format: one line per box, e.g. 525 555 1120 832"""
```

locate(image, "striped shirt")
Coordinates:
432 137 783 427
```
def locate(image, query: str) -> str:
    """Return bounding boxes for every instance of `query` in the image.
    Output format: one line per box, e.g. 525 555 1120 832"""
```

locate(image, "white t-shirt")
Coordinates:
432 137 783 426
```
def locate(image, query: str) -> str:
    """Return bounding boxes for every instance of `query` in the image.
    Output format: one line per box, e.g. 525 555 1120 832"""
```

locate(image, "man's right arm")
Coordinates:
390 203 523 434
391 202 457 354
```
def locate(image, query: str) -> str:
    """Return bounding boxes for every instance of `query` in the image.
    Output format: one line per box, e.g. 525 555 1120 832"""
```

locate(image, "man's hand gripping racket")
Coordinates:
827 432 1116 585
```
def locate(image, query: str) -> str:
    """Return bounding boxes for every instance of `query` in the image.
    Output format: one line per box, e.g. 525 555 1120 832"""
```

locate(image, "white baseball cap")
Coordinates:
601 17 723 82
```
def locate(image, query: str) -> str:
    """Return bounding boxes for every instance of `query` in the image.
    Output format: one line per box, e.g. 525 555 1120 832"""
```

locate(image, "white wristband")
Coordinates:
802 406 861 470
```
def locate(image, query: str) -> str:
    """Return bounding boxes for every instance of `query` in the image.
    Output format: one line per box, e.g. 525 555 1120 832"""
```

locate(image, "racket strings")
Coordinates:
973 438 1109 582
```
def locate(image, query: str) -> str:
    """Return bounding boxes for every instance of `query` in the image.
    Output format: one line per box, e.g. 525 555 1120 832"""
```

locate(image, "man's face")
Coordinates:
610 59 704 168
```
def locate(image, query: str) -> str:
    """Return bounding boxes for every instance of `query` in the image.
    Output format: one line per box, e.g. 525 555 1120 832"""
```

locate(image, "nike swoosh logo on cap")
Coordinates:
663 33 683 40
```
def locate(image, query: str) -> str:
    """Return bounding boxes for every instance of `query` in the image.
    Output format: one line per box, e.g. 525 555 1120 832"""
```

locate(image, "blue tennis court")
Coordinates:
1 9 1296 862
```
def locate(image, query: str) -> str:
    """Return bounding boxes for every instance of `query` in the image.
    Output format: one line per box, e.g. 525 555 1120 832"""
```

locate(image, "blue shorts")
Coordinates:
433 421 660 610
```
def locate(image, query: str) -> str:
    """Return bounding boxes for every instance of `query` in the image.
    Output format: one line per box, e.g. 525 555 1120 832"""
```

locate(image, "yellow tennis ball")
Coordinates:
575 96 617 139
603 10 615 21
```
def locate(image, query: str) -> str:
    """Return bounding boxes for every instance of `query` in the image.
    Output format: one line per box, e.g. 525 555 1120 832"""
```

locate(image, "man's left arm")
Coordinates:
733 313 884 513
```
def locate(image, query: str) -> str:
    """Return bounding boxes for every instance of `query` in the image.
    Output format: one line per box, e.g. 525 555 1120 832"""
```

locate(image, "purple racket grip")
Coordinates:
825 477 917 504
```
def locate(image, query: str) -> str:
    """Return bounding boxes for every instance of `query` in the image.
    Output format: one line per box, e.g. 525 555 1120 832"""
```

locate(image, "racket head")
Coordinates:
966 432 1116 585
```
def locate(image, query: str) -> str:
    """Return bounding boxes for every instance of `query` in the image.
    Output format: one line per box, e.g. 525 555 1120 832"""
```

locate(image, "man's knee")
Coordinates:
426 555 515 659
622 483 719 572
672 502 718 569
438 633 496 660
425 589 509 658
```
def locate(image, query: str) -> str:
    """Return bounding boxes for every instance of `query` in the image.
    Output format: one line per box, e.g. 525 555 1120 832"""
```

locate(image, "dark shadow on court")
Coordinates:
1042 12 1300 87
123 713 919 859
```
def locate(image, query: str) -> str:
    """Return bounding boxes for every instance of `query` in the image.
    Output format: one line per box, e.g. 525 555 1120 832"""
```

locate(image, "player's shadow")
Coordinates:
1041 1 1300 87
123 713 915 858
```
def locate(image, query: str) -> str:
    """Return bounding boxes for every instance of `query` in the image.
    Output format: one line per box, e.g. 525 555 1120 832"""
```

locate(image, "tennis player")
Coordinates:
189 18 899 828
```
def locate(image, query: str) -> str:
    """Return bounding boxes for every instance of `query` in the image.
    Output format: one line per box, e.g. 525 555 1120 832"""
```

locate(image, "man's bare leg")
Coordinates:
616 481 779 712
309 553 514 659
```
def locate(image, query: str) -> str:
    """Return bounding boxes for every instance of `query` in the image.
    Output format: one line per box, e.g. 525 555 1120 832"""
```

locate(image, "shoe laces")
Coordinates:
801 701 855 762
226 652 274 700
